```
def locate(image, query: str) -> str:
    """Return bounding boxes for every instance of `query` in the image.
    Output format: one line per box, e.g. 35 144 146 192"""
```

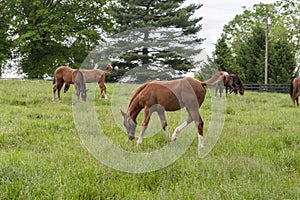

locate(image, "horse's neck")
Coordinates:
206 74 222 85
128 97 142 123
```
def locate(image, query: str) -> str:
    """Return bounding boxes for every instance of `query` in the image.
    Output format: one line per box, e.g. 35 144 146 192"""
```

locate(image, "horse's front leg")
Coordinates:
137 107 151 145
56 82 64 101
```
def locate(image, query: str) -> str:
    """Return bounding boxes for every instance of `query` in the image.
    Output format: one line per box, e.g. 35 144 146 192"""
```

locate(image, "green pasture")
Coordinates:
0 79 299 199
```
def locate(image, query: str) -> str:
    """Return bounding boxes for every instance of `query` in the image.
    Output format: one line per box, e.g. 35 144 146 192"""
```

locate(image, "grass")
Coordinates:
0 79 299 199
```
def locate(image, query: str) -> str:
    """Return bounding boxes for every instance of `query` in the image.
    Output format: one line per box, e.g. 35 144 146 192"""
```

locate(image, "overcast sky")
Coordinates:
184 0 278 56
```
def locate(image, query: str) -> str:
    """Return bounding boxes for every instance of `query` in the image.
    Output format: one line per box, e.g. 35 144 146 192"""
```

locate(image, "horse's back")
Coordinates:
136 78 206 111
80 69 102 83
53 66 74 83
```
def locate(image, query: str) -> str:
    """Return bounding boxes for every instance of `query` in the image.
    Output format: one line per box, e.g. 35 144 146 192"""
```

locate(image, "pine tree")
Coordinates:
108 0 203 82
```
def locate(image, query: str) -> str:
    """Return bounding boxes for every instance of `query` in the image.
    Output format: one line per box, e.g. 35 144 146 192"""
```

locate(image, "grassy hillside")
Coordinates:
0 79 299 199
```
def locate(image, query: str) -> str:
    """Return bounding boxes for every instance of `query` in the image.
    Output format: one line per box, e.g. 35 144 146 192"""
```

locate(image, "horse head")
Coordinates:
121 110 137 140
231 74 244 95
80 88 87 101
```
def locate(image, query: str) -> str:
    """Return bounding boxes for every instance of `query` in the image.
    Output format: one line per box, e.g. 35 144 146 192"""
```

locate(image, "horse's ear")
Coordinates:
120 110 126 118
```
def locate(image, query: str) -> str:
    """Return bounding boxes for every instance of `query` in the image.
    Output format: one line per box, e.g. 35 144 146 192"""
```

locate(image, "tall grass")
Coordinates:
0 79 299 199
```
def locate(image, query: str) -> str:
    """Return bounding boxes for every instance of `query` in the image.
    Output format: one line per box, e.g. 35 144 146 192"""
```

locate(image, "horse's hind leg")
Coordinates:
157 108 170 140
171 115 193 141
99 83 107 99
57 82 64 100
52 85 57 101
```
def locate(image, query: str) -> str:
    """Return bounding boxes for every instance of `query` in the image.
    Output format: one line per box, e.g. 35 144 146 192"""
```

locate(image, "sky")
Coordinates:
185 0 278 56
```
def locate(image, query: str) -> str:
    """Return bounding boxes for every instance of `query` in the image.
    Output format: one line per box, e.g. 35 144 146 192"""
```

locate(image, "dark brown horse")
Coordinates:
290 77 300 106
225 74 245 96
121 77 206 149
52 64 112 101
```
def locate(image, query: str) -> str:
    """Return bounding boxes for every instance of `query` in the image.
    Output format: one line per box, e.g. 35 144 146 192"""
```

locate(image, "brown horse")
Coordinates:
225 74 245 96
52 68 87 101
121 77 206 149
290 77 300 106
52 64 112 101
74 70 87 101
203 71 244 97
203 71 234 97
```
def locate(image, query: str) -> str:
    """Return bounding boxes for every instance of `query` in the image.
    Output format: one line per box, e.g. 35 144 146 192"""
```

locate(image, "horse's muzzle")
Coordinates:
128 135 135 140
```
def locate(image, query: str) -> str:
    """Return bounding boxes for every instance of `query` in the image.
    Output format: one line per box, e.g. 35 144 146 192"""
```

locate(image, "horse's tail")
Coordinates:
104 64 113 74
52 77 55 85
200 82 207 87
290 78 294 98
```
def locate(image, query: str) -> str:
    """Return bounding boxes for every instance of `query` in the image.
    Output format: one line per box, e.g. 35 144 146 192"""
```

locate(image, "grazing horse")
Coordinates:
52 64 112 101
52 68 87 101
74 70 87 101
225 74 245 96
121 77 206 149
290 77 300 106
203 71 235 97
203 71 244 97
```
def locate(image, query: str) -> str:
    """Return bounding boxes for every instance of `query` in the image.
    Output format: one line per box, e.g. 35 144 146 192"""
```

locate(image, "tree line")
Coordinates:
211 0 299 84
0 0 299 84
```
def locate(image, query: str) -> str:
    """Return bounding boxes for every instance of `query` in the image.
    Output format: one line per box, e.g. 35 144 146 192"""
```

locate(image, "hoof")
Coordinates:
137 139 142 145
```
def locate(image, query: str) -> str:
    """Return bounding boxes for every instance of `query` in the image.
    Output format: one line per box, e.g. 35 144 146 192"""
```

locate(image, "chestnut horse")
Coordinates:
290 77 300 106
52 69 87 101
121 77 206 149
52 64 112 101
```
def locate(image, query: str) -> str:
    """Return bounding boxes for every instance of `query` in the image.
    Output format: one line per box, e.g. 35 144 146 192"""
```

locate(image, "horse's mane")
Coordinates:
128 82 150 109
231 74 244 87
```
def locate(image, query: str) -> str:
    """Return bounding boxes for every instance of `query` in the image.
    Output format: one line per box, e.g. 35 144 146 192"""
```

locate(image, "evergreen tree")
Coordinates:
236 25 265 83
218 1 298 83
108 0 203 82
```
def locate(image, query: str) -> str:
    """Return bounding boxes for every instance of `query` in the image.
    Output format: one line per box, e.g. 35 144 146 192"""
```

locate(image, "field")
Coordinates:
0 79 299 199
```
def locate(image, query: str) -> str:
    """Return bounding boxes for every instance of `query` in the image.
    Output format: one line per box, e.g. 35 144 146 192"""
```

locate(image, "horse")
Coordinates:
203 71 244 97
225 74 245 96
52 64 112 101
52 68 87 101
203 71 235 97
290 77 300 106
74 70 87 101
121 77 207 150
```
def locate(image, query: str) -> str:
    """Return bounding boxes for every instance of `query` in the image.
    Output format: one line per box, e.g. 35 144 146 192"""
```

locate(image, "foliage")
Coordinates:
0 1 13 76
107 0 203 82
1 0 111 78
213 1 299 84
0 80 299 199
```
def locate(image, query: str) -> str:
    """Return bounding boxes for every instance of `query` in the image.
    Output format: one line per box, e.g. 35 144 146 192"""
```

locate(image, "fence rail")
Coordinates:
243 84 290 94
